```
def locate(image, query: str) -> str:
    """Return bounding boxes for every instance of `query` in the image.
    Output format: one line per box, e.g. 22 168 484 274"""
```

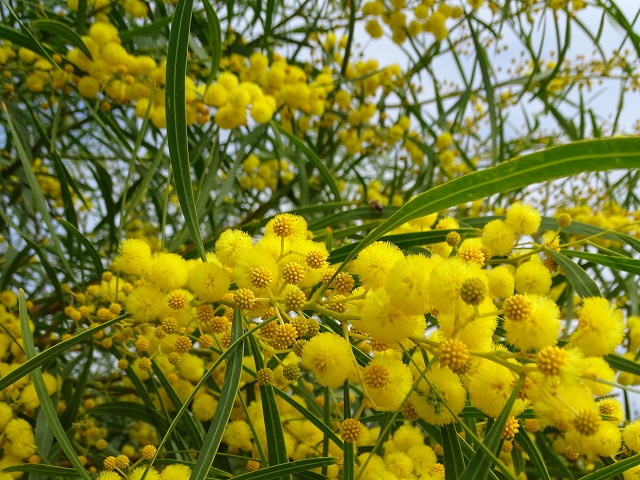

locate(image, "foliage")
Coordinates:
0 0 640 479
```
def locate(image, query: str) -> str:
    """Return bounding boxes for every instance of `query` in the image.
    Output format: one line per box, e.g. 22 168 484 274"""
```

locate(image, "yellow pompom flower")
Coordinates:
486 265 515 298
160 464 192 480
581 357 615 396
384 451 414 478
215 229 253 268
410 363 466 426
124 284 166 323
129 467 161 480
427 257 488 317
187 262 231 302
466 358 526 418
301 332 354 388
222 420 253 450
233 246 279 291
572 297 624 357
350 242 404 290
77 76 101 98
385 254 440 314
177 353 205 383
4 418 36 458
364 352 413 410
149 253 189 291
506 202 542 235
192 393 218 422
514 260 552 295
623 420 640 451
111 238 152 276
482 219 516 257
358 289 426 343
503 294 560 352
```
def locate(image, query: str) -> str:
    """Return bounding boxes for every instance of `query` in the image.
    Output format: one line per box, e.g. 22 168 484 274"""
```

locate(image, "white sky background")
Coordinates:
349 1 640 137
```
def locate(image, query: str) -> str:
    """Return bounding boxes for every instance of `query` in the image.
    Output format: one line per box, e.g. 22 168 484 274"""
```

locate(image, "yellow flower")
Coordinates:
301 332 354 388
572 297 624 356
482 219 516 256
350 242 404 290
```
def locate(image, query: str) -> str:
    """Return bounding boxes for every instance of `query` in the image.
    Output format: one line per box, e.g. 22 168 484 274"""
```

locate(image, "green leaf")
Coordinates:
249 335 289 478
514 431 550 480
190 309 245 479
90 402 170 431
60 345 93 430
18 291 92 480
546 249 602 298
579 454 640 480
605 354 640 376
231 457 336 480
3 105 74 280
328 229 479 263
560 249 640 276
31 19 93 59
339 137 640 267
441 424 465 479
166 0 206 261
0 210 64 304
271 121 342 201
201 0 222 84
0 315 122 391
119 15 173 41
2 464 81 477
460 376 525 480
0 24 45 53
58 219 104 276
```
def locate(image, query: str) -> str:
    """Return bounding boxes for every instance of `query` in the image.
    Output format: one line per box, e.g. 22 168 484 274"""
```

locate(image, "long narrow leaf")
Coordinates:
166 0 206 260
18 291 92 480
339 137 640 266
546 249 602 298
190 309 244 479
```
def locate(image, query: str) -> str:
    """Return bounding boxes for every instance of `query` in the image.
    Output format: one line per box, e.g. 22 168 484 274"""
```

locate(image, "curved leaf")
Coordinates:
19 291 92 480
190 309 244 479
31 19 93 59
166 0 206 260
340 137 640 266
547 249 602 298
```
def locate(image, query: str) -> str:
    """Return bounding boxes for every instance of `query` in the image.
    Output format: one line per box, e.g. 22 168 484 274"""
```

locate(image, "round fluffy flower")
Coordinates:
187 262 231 302
385 254 440 314
129 467 161 480
177 353 205 383
503 294 561 351
624 420 640 451
350 242 404 290
301 332 354 388
222 420 253 450
215 229 253 268
407 444 437 475
482 219 516 257
111 238 152 276
486 266 515 299
572 297 624 356
514 260 552 295
365 352 413 410
384 452 413 478
161 464 192 480
124 284 166 323
149 253 189 291
427 257 488 317
233 246 279 290
410 353 466 426
506 202 542 235
466 358 526 418
4 418 36 458
192 393 218 422
581 357 615 396
359 289 426 343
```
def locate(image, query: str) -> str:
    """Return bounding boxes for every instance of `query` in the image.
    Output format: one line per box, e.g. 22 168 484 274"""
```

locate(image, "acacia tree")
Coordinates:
1 0 640 479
